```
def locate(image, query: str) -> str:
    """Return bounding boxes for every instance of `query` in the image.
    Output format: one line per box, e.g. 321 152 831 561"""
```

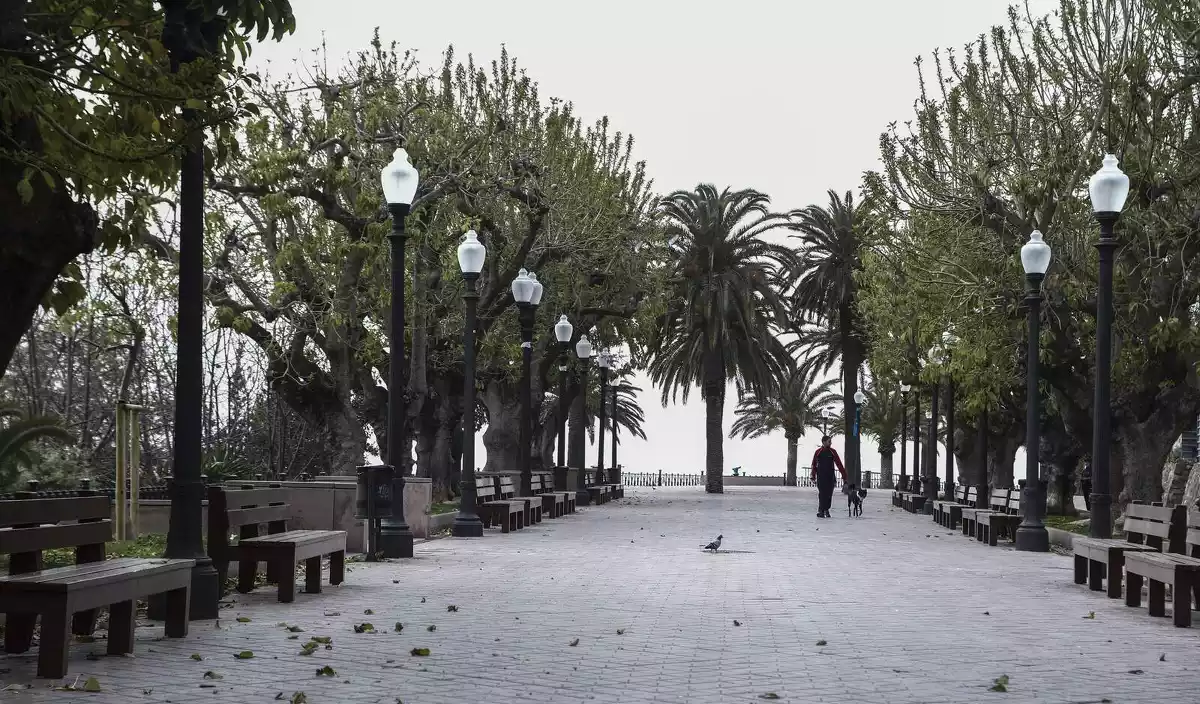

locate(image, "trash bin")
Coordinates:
355 464 393 560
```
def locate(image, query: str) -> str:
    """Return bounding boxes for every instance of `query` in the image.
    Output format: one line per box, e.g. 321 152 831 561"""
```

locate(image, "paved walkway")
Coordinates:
3 487 1200 703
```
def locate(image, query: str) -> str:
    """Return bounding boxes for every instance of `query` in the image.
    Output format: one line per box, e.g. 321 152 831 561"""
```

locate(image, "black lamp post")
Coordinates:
596 351 610 484
511 269 544 497
853 389 865 486
453 231 486 538
923 378 939 513
1016 229 1052 552
942 331 958 500
609 367 619 479
899 384 910 490
1088 154 1130 539
821 408 830 437
378 148 419 559
155 1 224 621
572 336 594 504
554 315 574 469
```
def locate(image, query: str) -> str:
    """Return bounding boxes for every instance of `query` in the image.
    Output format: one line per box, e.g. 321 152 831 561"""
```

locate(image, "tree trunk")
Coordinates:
482 381 521 474
988 433 1019 489
879 447 894 489
785 435 798 487
839 303 862 485
1162 457 1190 508
325 399 367 475
567 372 586 470
703 349 725 494
0 0 99 380
1111 418 1180 515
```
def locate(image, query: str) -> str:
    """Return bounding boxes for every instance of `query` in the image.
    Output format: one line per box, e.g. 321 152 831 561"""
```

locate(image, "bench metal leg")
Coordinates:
1148 578 1167 617
1174 572 1192 628
1074 554 1087 585
305 556 322 595
330 551 345 586
1105 555 1123 599
237 558 258 593
37 608 71 679
108 600 136 655
989 520 999 547
278 559 297 603
4 612 35 654
164 585 190 639
1089 559 1106 593
1125 571 1143 608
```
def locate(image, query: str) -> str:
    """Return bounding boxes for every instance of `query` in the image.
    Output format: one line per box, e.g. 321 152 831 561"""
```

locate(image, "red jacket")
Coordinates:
810 446 847 481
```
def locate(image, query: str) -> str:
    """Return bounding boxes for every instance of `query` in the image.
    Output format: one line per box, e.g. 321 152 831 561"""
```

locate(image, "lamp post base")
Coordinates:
379 523 414 558
147 559 221 621
1014 524 1050 552
1089 493 1113 539
451 513 484 538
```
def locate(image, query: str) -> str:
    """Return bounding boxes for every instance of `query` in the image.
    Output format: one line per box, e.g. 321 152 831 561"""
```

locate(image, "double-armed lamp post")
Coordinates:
554 315 574 469
511 269 544 497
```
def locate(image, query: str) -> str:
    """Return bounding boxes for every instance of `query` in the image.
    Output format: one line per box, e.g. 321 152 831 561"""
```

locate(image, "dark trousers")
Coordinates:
1082 480 1092 511
817 471 835 514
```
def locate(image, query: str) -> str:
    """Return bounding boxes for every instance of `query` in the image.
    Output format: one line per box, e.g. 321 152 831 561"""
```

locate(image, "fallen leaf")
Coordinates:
233 651 254 660
816 640 827 646
299 642 318 655
989 675 1009 692
1128 669 1144 675
394 622 404 633
447 605 458 612
392 580 399 584
983 612 990 616
616 629 625 635
83 677 101 693
1084 612 1096 619
292 694 307 704
310 636 332 644
203 671 223 680
190 653 203 661
315 666 337 677
275 693 285 700
199 683 216 689
410 648 430 656
287 625 304 633
324 611 341 616
236 617 251 623
733 620 742 627
758 694 780 701
354 623 375 633
1160 653 1167 662
569 638 580 647
420 597 426 603
426 625 436 632
288 635 300 640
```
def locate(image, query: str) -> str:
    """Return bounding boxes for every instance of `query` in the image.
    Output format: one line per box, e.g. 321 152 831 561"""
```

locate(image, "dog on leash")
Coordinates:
844 484 867 517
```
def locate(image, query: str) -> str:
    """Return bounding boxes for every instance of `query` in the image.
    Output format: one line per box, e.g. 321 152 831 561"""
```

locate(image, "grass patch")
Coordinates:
1044 514 1089 535
430 501 458 516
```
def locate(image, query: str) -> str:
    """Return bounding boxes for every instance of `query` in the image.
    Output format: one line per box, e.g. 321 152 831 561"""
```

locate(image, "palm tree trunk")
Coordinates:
880 447 894 488
785 436 798 487
840 303 862 485
703 350 725 494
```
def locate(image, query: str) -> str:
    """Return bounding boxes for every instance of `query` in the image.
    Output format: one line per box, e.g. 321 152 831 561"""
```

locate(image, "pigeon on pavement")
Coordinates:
703 535 723 553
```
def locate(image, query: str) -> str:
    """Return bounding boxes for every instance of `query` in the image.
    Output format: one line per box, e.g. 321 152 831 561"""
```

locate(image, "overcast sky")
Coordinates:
248 0 1050 480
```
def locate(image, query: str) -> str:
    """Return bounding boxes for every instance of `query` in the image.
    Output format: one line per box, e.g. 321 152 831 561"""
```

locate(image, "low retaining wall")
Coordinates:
128 477 434 550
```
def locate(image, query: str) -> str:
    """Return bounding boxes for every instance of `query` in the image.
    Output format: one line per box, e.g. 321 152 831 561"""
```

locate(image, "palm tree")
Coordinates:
648 185 795 494
857 381 905 488
0 401 74 491
788 190 870 484
730 365 839 486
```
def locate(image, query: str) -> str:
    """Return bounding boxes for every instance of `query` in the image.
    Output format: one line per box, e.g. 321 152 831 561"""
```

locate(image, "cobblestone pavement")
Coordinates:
4 486 1200 704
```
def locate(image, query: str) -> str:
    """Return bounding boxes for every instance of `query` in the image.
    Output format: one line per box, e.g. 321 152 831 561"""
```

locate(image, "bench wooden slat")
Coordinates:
226 504 289 528
0 496 110 528
239 530 345 545
222 487 290 507
0 520 112 555
0 558 193 593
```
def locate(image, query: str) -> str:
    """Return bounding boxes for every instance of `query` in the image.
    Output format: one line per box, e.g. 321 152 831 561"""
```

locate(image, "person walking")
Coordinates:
810 435 848 518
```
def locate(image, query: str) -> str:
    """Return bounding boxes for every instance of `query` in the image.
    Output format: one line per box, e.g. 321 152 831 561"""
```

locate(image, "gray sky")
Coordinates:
249 0 1049 479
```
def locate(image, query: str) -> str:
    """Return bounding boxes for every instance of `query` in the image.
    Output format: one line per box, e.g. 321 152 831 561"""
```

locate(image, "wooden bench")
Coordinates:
208 485 346 603
1123 507 1200 627
978 490 1021 546
903 486 928 514
961 488 1010 540
934 486 977 529
495 475 543 525
1 488 193 678
584 471 614 504
476 476 525 532
534 472 576 514
1073 503 1182 599
531 474 569 517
